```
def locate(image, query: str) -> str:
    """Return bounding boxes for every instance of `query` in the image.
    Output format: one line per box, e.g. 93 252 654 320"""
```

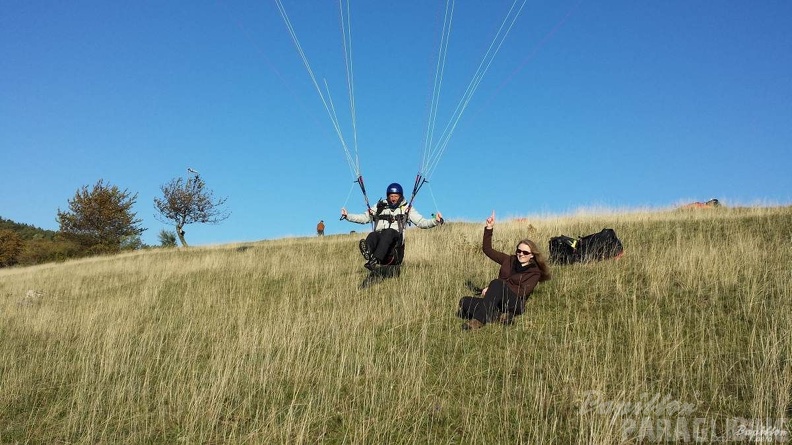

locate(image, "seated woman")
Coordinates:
458 211 551 330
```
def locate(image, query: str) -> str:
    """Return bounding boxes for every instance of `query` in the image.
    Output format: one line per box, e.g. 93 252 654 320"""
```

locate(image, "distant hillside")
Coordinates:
0 216 57 240
1 206 790 443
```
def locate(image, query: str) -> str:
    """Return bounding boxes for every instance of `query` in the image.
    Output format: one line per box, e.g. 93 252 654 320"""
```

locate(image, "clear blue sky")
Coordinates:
2 1 791 246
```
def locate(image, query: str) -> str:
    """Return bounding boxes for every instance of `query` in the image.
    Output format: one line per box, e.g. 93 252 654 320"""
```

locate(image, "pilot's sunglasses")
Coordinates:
515 249 533 256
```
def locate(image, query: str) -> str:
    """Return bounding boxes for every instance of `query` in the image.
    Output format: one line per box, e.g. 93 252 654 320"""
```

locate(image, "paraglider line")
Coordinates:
474 0 583 121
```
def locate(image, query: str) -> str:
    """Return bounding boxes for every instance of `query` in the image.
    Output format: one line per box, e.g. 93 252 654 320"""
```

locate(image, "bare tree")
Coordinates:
154 174 229 247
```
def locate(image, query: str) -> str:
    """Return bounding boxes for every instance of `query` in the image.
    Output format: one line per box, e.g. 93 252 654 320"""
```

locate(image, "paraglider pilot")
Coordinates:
341 182 443 270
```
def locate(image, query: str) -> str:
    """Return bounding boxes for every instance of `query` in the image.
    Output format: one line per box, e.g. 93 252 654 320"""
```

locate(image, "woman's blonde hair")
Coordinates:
516 239 551 282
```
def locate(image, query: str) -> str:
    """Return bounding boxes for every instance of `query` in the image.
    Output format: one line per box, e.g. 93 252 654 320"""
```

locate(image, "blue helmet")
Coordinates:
386 183 403 196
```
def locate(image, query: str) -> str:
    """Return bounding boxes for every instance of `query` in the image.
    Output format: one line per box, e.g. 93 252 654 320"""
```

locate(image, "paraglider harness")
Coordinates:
373 200 409 226
372 200 409 266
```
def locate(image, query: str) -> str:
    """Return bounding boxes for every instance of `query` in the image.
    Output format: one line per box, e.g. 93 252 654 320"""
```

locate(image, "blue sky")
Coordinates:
2 1 791 246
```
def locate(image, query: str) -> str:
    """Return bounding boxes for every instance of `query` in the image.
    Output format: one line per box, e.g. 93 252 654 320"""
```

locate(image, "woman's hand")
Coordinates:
485 211 495 229
480 286 488 296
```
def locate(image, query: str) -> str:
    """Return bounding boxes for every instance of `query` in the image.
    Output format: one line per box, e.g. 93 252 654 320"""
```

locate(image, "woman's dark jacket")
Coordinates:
483 227 541 298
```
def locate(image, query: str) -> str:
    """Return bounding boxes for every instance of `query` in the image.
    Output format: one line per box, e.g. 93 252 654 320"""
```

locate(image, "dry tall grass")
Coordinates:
1 206 790 443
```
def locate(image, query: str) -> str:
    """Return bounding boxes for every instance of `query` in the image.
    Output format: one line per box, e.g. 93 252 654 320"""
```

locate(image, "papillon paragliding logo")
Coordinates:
579 390 790 443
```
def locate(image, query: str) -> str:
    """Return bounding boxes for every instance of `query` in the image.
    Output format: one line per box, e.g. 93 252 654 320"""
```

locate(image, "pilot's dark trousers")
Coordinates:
365 228 401 263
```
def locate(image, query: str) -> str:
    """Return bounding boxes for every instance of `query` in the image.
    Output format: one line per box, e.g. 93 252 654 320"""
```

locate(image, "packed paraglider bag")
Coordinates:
548 235 579 265
578 229 624 262
549 229 624 264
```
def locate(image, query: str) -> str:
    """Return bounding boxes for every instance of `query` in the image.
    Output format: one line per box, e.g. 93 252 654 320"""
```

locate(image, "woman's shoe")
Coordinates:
462 319 484 331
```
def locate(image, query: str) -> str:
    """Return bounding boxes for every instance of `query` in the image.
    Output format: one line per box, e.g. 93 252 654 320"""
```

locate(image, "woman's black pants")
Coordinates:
458 279 525 325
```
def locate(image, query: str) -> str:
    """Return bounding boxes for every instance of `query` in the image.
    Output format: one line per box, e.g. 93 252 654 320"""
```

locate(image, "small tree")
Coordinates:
57 179 146 254
154 174 229 247
0 229 24 267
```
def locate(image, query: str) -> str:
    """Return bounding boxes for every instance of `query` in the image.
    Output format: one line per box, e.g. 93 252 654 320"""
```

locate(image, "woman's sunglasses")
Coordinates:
515 249 533 256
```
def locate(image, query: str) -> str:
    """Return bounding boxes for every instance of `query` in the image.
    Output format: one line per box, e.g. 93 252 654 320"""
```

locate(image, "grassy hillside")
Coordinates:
1 206 790 444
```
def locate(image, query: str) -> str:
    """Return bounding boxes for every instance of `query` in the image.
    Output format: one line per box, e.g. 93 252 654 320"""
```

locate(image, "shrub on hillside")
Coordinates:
17 237 83 265
158 229 178 248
